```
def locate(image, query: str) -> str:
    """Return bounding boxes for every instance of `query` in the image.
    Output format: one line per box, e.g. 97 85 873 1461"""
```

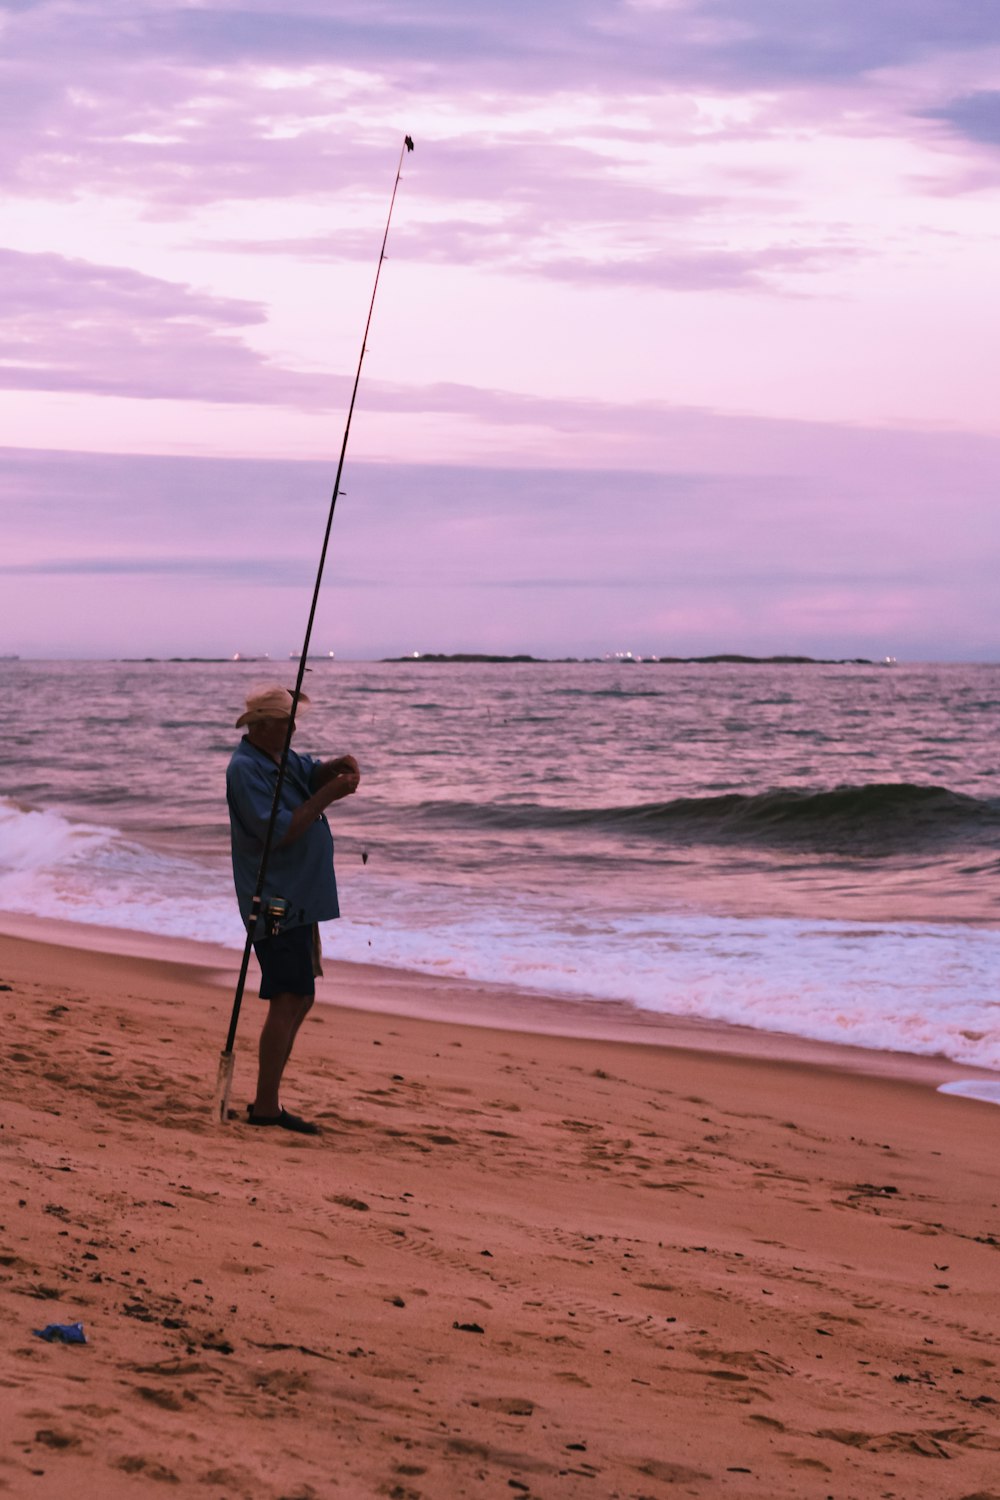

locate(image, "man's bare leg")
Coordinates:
282 995 313 1070
254 993 313 1118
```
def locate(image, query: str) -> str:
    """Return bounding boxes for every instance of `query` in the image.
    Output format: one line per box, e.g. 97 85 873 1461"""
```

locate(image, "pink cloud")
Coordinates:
0 248 335 406
207 219 861 291
3 1 997 223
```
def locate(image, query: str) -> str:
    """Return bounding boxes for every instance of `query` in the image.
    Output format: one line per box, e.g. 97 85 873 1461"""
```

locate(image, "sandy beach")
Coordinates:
3 924 1000 1500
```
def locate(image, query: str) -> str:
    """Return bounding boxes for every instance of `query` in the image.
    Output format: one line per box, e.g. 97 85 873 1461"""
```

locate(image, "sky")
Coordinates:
1 0 999 660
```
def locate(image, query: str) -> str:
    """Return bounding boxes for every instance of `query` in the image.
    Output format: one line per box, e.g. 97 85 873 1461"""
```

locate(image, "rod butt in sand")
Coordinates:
213 1047 235 1124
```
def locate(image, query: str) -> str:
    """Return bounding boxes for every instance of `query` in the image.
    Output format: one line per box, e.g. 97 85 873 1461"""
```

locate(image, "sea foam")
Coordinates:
2 782 998 1073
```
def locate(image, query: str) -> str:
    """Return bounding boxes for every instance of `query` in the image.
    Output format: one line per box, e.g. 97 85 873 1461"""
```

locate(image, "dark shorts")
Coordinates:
253 923 320 1000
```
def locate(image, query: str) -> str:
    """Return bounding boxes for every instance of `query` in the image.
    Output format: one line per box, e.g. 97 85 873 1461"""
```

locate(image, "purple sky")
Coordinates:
2 0 998 659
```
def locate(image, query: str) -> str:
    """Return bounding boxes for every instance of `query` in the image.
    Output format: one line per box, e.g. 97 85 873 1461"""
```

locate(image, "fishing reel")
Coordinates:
263 896 289 938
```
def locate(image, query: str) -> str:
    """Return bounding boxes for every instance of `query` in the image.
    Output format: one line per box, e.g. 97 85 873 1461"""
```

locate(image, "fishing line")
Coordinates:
214 134 415 1122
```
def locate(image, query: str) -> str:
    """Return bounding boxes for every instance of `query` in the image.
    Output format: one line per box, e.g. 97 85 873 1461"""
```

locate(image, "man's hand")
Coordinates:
316 754 361 787
279 756 361 845
329 768 360 799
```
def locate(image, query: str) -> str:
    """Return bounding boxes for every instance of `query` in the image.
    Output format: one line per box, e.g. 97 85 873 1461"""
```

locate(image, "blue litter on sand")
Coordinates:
33 1322 87 1344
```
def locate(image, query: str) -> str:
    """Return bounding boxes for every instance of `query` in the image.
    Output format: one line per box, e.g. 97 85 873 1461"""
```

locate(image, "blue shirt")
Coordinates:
226 738 340 934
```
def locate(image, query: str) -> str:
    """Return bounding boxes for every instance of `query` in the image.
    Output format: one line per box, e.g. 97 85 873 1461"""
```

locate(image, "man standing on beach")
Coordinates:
226 684 360 1135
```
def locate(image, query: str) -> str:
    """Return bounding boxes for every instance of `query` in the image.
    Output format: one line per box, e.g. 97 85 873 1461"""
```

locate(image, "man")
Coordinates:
226 683 360 1135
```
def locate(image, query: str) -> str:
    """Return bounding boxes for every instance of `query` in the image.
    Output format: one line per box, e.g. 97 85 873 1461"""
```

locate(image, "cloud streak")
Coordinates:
9 1 997 89
215 220 861 291
921 91 1000 148
0 248 337 406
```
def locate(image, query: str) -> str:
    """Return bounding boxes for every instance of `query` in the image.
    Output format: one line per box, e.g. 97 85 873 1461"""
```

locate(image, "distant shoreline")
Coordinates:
379 652 882 666
92 653 891 666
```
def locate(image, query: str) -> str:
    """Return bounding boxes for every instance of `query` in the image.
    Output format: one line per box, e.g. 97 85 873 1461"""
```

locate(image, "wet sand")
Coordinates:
3 925 1000 1499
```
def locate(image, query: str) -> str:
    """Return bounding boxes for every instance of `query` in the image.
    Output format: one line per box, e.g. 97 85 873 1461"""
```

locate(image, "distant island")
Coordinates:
114 652 889 667
382 652 882 666
383 652 575 664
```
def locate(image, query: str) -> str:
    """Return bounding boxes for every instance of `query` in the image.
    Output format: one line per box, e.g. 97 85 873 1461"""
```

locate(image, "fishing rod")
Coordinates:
214 133 415 1123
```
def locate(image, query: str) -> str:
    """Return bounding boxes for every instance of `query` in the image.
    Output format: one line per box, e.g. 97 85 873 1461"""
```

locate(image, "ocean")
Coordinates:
2 658 998 1071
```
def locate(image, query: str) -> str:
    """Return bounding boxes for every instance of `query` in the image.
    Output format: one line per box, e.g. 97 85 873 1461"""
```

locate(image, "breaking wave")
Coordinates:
412 783 1000 854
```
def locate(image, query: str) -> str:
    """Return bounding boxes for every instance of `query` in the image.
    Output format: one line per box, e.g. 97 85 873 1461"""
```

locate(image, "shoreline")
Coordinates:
2 906 995 1094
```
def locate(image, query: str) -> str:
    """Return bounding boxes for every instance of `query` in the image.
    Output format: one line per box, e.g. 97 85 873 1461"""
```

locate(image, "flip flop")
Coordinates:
246 1105 321 1135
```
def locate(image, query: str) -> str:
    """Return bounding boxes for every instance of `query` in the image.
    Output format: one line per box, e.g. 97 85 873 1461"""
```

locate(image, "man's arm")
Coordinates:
280 760 361 846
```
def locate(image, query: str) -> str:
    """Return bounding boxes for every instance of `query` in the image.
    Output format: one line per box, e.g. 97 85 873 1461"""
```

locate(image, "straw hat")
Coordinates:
236 684 311 727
